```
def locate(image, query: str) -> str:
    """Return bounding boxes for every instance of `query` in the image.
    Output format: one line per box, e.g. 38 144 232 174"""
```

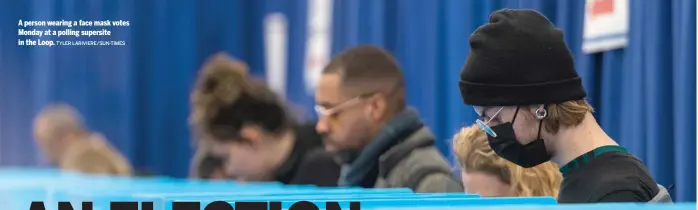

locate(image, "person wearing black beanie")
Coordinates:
458 9 669 203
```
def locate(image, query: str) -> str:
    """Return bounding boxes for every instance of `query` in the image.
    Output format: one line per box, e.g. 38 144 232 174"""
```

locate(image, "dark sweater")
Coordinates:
558 146 659 203
273 122 341 186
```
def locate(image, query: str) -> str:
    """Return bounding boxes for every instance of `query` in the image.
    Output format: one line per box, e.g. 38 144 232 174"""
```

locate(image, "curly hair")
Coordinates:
453 124 562 198
189 52 292 142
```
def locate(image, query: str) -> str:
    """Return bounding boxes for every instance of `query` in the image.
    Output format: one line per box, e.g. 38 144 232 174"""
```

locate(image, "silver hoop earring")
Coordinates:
535 108 547 120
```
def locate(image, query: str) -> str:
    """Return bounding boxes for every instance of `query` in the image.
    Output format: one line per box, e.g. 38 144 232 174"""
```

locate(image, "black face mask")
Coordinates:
486 107 551 168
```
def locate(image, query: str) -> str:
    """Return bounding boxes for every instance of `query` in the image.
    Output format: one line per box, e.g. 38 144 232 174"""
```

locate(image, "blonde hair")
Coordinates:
453 125 562 198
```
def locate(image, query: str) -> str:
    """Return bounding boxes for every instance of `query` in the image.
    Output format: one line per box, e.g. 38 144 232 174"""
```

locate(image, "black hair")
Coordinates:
323 45 406 110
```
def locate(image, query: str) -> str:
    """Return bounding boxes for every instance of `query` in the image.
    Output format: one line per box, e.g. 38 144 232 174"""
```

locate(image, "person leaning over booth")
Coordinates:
453 124 561 197
33 104 133 176
457 9 671 203
314 45 463 192
189 52 340 186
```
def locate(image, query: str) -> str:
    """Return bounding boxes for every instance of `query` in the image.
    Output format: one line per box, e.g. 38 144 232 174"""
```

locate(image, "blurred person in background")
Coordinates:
314 45 463 192
458 9 668 203
189 52 340 186
33 104 133 176
453 124 561 197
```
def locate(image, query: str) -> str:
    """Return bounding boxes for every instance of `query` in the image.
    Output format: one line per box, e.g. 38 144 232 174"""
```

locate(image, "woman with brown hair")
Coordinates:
189 52 340 186
453 124 562 197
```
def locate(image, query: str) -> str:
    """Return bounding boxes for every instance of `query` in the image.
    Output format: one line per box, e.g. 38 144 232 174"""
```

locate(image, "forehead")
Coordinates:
314 73 345 104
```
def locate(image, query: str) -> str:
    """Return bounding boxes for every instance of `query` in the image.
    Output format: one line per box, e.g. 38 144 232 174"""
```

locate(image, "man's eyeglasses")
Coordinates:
314 88 397 122
475 106 504 137
314 97 363 120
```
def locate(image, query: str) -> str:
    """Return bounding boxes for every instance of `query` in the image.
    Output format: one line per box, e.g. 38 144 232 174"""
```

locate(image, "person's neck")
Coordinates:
367 109 402 141
548 113 619 167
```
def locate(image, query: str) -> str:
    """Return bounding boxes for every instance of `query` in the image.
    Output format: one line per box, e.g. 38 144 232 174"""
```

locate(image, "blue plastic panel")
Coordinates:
1 168 693 210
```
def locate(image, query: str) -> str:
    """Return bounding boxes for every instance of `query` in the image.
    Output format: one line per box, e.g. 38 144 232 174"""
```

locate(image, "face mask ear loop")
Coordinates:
536 104 548 139
511 106 521 123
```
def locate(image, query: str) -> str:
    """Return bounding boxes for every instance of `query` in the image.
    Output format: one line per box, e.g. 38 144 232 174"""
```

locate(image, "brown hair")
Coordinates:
453 125 562 197
542 99 594 134
189 52 292 142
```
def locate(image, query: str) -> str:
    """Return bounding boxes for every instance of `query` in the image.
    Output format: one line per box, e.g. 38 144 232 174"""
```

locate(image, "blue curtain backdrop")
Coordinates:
0 0 308 176
0 0 694 202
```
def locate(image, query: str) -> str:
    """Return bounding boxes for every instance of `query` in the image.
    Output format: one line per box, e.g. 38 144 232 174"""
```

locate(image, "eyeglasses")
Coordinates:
474 107 503 137
314 88 396 122
314 97 363 120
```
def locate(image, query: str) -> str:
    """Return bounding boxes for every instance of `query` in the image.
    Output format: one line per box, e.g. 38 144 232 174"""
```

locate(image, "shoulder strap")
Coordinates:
405 165 457 191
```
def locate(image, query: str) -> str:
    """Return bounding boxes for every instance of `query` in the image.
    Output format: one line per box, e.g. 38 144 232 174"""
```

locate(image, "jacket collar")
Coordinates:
338 107 424 186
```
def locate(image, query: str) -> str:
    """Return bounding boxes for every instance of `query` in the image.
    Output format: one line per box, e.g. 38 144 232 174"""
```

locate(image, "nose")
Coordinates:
316 117 330 134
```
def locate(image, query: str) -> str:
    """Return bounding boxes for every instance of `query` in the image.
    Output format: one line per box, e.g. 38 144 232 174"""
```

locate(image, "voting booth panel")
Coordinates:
367 204 698 210
0 169 694 210
160 194 482 210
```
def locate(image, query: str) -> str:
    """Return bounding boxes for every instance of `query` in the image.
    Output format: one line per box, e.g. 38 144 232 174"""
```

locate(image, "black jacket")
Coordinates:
273 122 340 186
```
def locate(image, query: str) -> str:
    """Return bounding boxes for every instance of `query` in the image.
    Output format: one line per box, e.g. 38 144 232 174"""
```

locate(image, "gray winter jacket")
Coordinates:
373 126 464 192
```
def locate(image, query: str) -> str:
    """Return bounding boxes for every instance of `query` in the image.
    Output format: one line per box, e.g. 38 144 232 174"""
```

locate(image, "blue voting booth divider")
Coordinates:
1 168 694 210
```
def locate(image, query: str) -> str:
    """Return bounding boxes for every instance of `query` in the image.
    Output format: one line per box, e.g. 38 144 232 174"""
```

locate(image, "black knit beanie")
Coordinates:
459 9 586 106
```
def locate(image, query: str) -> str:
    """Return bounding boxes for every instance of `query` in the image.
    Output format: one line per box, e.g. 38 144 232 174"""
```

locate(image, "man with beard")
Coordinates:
314 45 462 192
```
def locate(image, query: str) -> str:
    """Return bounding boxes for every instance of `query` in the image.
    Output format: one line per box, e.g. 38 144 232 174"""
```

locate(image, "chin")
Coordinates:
324 143 338 152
